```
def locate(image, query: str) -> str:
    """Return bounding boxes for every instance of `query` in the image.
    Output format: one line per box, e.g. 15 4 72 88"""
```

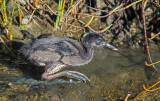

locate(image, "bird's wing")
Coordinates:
31 40 79 56
54 41 76 56
28 50 61 66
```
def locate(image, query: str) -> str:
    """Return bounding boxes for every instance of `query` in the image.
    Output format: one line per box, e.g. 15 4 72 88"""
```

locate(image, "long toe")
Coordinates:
65 71 90 82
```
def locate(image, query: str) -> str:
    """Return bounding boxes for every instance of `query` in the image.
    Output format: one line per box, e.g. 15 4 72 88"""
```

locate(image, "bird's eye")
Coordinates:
96 38 102 45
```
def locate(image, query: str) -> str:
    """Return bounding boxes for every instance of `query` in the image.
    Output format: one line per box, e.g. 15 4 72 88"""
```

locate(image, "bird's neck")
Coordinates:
81 45 94 61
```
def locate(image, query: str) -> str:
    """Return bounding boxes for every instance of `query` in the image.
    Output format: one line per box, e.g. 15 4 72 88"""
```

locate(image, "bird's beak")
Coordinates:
104 42 118 51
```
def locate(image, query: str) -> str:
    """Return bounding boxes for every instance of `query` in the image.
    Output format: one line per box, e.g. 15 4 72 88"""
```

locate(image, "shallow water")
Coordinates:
0 48 160 101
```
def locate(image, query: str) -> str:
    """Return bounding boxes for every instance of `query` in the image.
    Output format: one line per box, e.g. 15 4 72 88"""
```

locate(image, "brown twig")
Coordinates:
145 61 160 66
134 78 160 100
143 84 160 92
142 0 157 70
61 0 83 30
77 20 99 33
20 5 54 29
124 94 131 101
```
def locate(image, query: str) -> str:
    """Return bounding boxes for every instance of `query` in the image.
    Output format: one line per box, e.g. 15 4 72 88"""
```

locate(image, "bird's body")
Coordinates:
20 33 117 82
21 37 94 66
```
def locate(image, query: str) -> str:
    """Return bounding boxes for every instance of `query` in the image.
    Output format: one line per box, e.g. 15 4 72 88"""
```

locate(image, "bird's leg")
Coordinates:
41 63 90 82
41 63 66 80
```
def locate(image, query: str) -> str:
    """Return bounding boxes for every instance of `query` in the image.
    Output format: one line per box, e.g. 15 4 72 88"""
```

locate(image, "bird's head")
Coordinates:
82 33 118 51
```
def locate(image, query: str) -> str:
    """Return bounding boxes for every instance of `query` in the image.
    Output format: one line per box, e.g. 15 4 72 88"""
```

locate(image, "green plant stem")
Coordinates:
70 0 73 6
2 0 8 23
56 0 63 29
8 1 16 40
85 16 94 27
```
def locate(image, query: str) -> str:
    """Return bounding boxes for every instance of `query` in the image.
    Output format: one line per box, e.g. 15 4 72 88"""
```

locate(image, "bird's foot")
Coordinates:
41 70 90 82
65 71 90 82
